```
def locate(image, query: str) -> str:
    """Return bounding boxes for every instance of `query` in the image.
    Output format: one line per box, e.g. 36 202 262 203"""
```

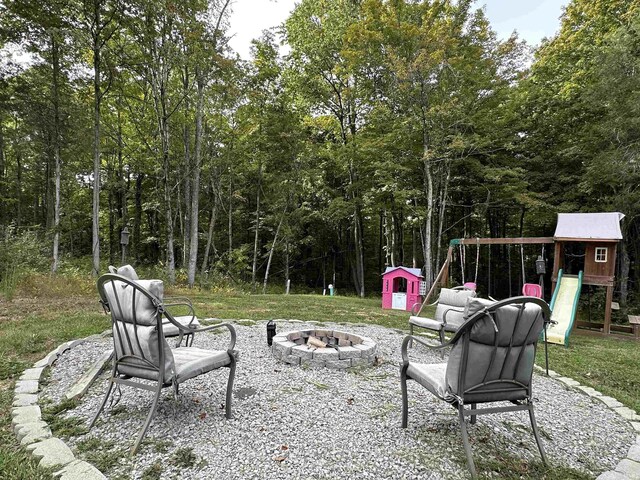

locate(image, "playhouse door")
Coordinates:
392 293 407 310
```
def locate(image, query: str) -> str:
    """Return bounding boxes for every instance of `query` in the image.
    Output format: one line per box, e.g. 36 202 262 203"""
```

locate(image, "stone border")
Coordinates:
12 332 110 480
271 329 378 369
12 327 640 479
533 365 640 479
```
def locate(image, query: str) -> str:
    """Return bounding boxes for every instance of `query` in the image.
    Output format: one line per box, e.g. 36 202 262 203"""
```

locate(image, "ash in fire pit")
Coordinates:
271 329 378 369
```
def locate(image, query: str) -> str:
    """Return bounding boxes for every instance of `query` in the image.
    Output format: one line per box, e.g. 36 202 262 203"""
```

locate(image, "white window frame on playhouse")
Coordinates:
595 247 608 263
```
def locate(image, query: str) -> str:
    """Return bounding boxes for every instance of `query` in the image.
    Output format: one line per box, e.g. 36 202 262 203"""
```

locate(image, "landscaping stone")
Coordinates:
14 380 39 395
64 349 113 401
632 422 640 433
615 407 639 421
578 385 601 397
597 472 630 480
53 460 107 480
557 376 580 387
598 396 624 408
628 445 640 463
615 459 640 479
11 405 41 427
20 367 45 381
26 438 75 468
16 421 52 445
13 393 39 407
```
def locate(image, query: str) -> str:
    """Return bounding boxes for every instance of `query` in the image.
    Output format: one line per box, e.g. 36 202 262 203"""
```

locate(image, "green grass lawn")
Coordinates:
0 278 638 479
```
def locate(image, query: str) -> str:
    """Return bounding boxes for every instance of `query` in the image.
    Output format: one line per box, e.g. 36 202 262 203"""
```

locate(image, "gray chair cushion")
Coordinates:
409 316 443 330
438 288 476 308
446 301 545 403
116 264 139 280
173 347 232 383
162 316 202 337
102 279 164 326
406 363 454 402
113 322 175 383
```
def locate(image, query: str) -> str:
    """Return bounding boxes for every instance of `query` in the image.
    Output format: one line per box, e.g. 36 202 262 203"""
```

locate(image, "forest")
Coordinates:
0 0 638 313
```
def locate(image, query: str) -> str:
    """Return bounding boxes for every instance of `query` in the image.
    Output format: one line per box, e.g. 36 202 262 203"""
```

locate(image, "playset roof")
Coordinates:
554 212 624 241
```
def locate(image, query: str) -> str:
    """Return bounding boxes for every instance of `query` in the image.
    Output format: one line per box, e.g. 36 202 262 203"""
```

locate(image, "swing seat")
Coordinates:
522 283 543 298
409 287 477 343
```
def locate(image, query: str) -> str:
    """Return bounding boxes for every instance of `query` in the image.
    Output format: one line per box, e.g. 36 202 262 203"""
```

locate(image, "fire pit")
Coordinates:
271 329 378 369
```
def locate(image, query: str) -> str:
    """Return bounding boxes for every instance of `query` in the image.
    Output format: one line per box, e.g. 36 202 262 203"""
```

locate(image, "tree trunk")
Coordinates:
51 35 62 274
201 190 218 275
91 0 102 276
423 144 434 287
0 121 5 225
134 173 144 261
187 68 204 287
619 240 630 307
182 65 191 268
251 160 262 292
435 160 451 271
263 208 286 294
228 174 233 270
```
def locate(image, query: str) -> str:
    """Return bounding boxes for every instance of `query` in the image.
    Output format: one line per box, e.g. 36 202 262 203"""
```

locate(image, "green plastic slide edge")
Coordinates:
449 238 461 246
549 268 563 312
564 270 583 347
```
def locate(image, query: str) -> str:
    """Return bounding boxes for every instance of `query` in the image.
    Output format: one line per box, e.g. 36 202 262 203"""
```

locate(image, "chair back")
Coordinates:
445 296 549 404
435 288 477 330
97 274 174 383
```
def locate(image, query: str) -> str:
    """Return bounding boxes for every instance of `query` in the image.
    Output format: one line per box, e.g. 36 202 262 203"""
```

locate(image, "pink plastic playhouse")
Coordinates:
381 266 424 311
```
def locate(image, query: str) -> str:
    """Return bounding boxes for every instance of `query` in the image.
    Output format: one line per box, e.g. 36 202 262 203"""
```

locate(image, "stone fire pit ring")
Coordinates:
271 329 378 369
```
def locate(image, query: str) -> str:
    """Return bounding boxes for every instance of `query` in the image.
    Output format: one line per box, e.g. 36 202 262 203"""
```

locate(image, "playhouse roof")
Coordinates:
382 266 423 278
554 212 624 241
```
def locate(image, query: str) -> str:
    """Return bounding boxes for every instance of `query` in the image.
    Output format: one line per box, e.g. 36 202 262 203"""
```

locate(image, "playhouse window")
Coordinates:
595 247 608 263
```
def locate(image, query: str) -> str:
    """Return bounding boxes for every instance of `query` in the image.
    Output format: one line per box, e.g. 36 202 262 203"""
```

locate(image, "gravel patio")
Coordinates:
41 321 636 479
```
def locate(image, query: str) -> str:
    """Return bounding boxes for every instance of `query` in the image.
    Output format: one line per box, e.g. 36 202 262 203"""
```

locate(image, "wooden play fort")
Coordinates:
390 212 627 344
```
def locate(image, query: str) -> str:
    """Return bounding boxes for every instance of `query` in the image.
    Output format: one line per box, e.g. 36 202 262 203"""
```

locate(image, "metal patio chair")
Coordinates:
91 273 237 454
409 287 477 345
401 296 551 479
108 265 200 346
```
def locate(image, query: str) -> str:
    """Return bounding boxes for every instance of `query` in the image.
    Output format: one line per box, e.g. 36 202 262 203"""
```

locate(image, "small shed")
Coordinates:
552 212 624 333
382 266 424 311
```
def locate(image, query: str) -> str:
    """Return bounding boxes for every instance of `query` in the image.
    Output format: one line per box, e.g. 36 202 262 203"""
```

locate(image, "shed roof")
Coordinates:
554 212 624 241
382 266 423 278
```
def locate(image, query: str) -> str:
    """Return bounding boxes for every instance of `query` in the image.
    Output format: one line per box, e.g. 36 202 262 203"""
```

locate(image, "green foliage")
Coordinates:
171 447 198 468
0 229 50 299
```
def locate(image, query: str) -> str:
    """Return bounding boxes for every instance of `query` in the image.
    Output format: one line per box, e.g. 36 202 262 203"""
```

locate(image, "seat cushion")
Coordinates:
409 316 443 330
162 315 201 337
173 347 232 384
406 363 455 402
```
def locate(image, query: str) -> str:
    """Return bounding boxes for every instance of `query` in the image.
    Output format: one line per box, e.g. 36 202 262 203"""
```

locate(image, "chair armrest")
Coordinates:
162 312 237 352
162 300 197 327
401 335 454 365
164 296 194 307
441 306 464 327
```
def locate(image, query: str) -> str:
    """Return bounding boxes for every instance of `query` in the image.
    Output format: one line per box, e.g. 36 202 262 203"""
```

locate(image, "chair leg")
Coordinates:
439 328 446 359
470 403 477 425
528 405 548 465
400 365 409 428
131 381 163 455
89 374 115 430
458 404 477 479
225 355 237 420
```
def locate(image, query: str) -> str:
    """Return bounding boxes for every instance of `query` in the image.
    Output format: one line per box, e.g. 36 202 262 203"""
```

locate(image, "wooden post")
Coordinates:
604 285 613 334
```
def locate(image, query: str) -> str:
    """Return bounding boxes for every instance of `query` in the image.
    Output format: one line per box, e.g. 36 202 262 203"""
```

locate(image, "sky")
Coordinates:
227 0 568 59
